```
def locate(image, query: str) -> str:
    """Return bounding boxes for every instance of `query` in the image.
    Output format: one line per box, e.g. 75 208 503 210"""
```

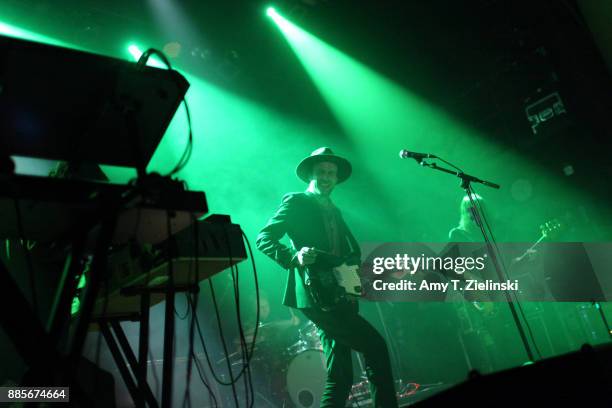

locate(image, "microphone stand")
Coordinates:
592 300 612 340
415 158 536 363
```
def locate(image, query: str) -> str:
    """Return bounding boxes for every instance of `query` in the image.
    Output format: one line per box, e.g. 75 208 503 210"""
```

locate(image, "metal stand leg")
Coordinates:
47 238 85 347
100 320 143 406
161 285 175 408
139 293 151 399
110 320 159 408
593 301 612 339
68 214 117 372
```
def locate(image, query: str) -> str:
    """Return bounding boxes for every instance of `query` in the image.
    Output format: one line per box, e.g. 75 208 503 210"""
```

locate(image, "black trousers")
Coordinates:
301 303 398 408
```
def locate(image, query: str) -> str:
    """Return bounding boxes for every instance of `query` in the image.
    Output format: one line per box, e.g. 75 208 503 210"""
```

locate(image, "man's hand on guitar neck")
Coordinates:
296 247 318 266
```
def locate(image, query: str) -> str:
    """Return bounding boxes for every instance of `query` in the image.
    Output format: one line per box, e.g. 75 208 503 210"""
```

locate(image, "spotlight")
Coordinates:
127 44 142 60
126 44 165 68
266 6 278 18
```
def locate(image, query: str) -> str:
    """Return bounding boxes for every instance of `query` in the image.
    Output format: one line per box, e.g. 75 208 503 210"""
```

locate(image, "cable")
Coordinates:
136 49 173 71
226 228 256 407
179 226 261 408
167 100 193 177
175 297 191 320
13 199 38 315
192 349 219 408
161 209 177 407
241 230 261 362
230 262 250 406
243 233 261 407
135 48 194 178
190 292 259 386
215 225 257 406
187 228 261 408
437 156 464 174
182 215 201 408
238 230 261 408
190 295 239 385
208 278 240 406
183 324 194 407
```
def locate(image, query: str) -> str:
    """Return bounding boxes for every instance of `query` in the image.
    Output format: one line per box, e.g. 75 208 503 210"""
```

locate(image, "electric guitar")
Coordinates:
513 218 564 264
304 250 362 310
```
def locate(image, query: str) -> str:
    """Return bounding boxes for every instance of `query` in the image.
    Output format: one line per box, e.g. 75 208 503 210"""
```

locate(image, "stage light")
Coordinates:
265 8 513 210
127 44 142 60
126 43 166 68
266 7 278 18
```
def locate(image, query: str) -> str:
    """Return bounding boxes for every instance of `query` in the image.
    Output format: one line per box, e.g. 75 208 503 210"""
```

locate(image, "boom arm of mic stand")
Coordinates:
419 161 500 190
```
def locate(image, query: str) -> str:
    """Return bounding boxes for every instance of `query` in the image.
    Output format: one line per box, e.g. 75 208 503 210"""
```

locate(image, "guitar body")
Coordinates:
304 251 362 311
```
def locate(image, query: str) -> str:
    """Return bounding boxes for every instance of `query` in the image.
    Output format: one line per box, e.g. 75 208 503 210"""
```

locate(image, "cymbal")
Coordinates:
215 350 242 364
257 319 296 330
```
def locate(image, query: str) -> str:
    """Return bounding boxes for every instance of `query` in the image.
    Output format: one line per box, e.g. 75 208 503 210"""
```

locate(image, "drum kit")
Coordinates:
224 320 327 408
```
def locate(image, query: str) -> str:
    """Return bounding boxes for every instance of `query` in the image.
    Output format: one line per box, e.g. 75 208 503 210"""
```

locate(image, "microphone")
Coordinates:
399 149 436 160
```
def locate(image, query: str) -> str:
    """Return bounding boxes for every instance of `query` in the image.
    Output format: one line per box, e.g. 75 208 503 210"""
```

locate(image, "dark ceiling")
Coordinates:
2 0 612 198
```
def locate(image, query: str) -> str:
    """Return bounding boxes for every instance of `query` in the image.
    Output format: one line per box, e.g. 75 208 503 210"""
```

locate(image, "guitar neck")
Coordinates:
515 233 546 263
529 233 547 251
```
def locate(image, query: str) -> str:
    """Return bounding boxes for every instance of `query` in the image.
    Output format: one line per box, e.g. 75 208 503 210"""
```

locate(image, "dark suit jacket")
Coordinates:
256 192 361 308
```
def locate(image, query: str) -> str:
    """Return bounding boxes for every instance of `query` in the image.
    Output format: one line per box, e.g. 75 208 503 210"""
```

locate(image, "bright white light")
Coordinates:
127 44 166 68
266 7 278 18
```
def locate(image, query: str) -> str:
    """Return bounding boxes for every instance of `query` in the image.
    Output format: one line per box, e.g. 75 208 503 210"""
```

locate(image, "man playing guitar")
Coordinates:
256 147 398 407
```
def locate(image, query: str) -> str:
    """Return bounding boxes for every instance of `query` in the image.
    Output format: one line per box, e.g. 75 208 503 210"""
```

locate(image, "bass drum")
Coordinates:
285 349 327 408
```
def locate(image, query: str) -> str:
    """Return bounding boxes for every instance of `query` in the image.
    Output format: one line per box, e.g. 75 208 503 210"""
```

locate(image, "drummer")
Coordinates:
238 291 303 352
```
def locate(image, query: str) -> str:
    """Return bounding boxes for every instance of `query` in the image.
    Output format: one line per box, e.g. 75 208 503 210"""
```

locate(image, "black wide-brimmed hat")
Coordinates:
296 147 352 183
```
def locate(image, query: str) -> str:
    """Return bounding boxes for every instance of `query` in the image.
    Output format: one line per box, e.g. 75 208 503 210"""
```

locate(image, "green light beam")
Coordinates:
126 43 169 68
0 20 89 52
267 9 595 242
